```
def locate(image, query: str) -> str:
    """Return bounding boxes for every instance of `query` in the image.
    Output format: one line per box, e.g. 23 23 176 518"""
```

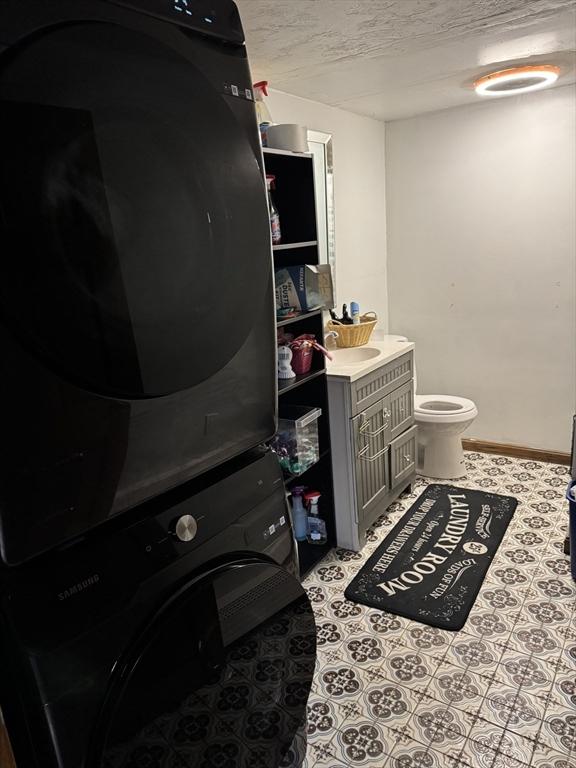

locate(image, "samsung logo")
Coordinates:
58 574 100 601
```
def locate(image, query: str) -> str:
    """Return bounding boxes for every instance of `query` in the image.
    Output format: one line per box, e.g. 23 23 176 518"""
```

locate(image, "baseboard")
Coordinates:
462 439 571 465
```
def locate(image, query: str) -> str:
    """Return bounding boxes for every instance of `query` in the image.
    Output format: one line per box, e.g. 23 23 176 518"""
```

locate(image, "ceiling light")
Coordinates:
474 65 560 97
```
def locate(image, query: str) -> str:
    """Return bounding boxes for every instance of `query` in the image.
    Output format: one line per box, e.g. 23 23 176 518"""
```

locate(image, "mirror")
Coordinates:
308 130 336 293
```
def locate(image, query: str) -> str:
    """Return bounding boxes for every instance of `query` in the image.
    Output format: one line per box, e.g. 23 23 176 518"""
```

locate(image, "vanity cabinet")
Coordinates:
389 381 414 439
390 424 418 488
352 400 391 522
328 350 417 551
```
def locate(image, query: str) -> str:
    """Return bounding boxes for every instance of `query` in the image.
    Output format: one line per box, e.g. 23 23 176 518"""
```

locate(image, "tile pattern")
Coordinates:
303 452 575 768
101 596 316 768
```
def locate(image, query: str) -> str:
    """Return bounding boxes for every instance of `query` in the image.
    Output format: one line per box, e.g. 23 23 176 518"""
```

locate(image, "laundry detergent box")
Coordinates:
275 264 334 312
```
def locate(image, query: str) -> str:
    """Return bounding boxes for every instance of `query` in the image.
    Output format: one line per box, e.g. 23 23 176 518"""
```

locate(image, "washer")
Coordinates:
0 0 275 564
0 450 315 768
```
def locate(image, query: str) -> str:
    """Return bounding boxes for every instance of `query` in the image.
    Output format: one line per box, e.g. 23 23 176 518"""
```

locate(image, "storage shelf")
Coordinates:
276 309 323 327
284 450 331 485
264 146 336 569
297 540 331 577
278 368 325 395
263 147 313 159
273 241 317 251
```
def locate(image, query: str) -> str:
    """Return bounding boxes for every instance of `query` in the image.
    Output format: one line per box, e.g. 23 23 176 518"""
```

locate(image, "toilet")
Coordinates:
414 395 478 479
384 335 478 479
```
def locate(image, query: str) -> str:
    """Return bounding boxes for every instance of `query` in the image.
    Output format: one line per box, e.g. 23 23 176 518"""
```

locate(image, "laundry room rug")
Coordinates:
344 484 518 630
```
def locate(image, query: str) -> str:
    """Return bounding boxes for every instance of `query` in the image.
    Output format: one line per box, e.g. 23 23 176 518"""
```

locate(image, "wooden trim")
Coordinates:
0 723 16 768
462 438 571 465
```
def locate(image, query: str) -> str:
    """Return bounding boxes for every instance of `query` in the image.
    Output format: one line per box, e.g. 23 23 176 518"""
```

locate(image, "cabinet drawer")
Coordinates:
351 352 413 415
389 425 418 488
389 380 414 440
352 400 390 522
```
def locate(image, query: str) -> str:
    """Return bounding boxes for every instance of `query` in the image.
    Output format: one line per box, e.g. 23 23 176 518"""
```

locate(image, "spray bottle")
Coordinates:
291 486 308 542
253 80 273 146
266 175 282 245
305 491 327 545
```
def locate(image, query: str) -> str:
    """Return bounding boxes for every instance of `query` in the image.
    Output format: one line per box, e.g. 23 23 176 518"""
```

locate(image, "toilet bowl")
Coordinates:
382 335 478 479
414 395 478 479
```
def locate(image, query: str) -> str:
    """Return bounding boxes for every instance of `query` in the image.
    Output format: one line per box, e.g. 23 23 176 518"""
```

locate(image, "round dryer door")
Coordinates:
0 21 270 398
93 560 316 768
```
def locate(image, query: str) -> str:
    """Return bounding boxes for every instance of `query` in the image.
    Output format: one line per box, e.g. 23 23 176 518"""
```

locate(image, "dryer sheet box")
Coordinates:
275 264 335 312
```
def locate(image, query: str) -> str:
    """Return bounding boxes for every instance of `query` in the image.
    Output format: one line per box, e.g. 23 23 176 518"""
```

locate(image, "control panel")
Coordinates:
173 514 198 542
3 451 288 648
107 0 245 44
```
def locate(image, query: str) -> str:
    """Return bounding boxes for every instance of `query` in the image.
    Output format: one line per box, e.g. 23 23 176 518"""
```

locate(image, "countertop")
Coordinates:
326 338 414 382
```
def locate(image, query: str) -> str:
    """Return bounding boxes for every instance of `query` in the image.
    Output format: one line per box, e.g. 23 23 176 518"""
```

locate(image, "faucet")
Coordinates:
324 331 338 356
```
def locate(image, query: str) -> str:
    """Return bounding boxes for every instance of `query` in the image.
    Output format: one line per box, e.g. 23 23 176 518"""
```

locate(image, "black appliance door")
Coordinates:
0 20 271 398
92 561 315 768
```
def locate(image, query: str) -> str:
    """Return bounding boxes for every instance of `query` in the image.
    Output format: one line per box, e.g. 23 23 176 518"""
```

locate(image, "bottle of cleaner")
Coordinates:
266 174 282 245
291 486 308 542
305 491 327 545
253 80 273 146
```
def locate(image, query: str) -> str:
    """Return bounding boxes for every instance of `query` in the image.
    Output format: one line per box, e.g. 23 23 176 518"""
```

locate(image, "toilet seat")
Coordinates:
414 394 477 423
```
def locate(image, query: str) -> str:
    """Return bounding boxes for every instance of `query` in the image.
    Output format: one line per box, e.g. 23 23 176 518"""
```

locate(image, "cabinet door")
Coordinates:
352 398 391 522
389 380 414 440
390 425 418 489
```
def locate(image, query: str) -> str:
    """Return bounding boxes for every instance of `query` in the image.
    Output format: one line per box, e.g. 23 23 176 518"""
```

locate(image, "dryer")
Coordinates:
0 0 275 564
0 449 315 768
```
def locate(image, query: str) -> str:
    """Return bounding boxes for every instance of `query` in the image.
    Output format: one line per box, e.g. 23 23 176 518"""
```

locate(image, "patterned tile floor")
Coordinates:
301 452 575 768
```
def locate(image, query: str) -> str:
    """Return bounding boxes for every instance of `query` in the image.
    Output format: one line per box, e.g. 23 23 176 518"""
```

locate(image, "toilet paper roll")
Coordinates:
267 124 309 153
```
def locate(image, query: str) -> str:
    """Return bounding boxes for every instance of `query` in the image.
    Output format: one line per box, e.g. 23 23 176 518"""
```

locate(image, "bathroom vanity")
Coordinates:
327 340 417 551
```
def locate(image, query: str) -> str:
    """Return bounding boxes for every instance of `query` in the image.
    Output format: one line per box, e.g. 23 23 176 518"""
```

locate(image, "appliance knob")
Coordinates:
173 515 198 543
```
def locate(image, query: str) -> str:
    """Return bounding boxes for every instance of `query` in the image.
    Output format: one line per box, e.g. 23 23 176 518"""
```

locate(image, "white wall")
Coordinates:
268 89 388 329
386 85 576 452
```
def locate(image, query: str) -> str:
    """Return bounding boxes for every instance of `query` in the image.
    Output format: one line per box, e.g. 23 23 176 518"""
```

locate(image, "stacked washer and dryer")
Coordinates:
0 2 316 767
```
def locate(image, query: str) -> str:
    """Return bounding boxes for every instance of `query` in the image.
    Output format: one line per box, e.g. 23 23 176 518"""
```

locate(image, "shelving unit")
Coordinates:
276 309 322 328
273 241 318 251
264 148 336 578
277 368 325 395
263 147 312 159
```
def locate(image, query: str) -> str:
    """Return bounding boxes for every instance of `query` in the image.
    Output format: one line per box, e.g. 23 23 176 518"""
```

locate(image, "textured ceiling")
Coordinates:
237 0 576 120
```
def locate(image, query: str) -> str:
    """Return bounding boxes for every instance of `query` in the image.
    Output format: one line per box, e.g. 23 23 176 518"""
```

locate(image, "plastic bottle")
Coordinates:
291 486 308 542
305 491 327 545
253 80 273 146
266 174 282 245
341 304 353 325
350 302 360 325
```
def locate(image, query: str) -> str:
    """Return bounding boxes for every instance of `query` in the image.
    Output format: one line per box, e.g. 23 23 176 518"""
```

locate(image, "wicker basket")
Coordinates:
326 312 378 348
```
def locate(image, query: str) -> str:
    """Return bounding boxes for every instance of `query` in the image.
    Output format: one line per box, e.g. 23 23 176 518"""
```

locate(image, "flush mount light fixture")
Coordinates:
474 64 560 96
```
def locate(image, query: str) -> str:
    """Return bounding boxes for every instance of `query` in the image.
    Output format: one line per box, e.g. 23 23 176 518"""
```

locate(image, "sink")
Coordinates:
330 347 380 364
